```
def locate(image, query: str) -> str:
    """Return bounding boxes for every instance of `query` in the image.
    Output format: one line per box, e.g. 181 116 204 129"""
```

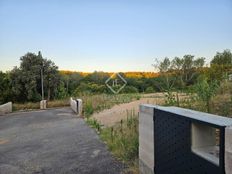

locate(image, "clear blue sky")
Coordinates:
0 0 231 72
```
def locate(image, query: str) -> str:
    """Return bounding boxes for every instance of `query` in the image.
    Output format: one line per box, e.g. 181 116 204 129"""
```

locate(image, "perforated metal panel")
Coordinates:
154 109 225 174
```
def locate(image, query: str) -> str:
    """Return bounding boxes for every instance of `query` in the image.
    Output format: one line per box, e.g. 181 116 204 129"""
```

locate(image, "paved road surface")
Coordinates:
0 108 124 174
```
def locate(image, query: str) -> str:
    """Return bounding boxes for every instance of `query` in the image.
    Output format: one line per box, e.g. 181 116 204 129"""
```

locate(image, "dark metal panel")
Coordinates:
154 109 225 174
76 100 79 114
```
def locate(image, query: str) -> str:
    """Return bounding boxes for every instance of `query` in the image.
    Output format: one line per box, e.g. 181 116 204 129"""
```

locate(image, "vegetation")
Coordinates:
81 93 140 118
87 110 139 173
194 77 219 113
153 49 232 114
1 49 232 174
1 49 231 107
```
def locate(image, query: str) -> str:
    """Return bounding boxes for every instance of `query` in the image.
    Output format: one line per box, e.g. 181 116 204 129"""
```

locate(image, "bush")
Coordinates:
217 81 232 95
194 77 219 113
86 118 102 133
84 101 94 117
121 86 138 93
145 86 154 93
72 83 107 96
100 110 139 163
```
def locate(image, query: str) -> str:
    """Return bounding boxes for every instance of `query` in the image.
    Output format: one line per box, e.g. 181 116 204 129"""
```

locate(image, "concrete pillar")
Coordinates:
0 102 12 115
70 98 82 116
225 126 232 174
40 100 47 110
76 99 82 117
139 104 155 174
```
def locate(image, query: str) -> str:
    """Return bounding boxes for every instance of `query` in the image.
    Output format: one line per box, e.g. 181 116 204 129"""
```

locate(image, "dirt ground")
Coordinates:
92 93 166 127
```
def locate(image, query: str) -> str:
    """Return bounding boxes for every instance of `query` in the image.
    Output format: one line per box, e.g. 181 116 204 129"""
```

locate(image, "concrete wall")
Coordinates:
139 104 232 174
191 123 216 148
139 104 154 174
0 102 12 115
70 98 82 116
191 122 219 165
225 126 232 174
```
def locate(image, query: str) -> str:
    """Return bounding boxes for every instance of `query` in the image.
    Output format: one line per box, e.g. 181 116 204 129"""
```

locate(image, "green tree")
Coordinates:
56 81 68 99
195 77 218 113
171 55 205 88
153 57 175 91
208 49 232 82
0 71 12 104
10 52 59 102
211 49 232 65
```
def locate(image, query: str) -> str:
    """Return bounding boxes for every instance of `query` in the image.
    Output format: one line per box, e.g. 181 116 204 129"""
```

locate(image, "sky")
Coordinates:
0 0 232 72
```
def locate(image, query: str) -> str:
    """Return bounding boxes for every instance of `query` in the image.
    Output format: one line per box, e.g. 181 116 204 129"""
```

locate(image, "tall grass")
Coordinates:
13 102 40 111
81 93 141 117
177 81 232 117
86 110 139 173
12 93 140 112
13 99 70 111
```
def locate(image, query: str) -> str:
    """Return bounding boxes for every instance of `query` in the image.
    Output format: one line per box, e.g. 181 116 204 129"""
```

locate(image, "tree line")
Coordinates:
0 49 231 104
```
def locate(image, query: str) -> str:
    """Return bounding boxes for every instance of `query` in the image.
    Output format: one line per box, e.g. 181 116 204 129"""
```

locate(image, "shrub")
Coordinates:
164 91 177 106
145 86 154 93
84 101 94 117
194 77 219 113
100 110 139 163
122 86 139 93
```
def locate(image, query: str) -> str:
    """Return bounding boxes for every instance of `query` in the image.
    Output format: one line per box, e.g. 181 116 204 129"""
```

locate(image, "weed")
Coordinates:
100 110 139 172
194 78 218 113
86 118 102 133
84 101 94 118
164 91 177 106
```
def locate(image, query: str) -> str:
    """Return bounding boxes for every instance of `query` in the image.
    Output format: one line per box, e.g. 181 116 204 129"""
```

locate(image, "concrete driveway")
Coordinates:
0 108 124 174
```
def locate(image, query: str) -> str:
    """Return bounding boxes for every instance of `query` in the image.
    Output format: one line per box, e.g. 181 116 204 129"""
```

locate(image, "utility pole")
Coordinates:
39 51 44 100
41 65 44 100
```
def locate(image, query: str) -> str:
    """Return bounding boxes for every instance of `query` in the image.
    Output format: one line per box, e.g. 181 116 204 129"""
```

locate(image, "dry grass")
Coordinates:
47 99 70 108
13 99 70 111
211 94 232 117
179 89 232 117
81 93 141 117
12 93 140 113
13 102 40 111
